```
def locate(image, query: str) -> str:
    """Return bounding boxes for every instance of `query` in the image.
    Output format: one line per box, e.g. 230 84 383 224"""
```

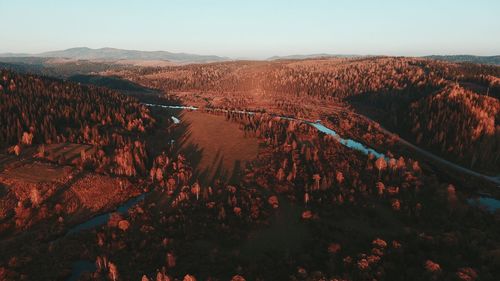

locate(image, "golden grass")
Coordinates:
178 110 259 181
65 174 132 212
0 162 72 184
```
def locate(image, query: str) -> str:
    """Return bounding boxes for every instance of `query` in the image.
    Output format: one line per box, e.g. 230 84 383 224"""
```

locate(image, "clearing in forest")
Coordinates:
176 110 259 183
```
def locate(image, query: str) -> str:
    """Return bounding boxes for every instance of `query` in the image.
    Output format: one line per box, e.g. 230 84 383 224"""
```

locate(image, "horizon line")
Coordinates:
0 46 499 61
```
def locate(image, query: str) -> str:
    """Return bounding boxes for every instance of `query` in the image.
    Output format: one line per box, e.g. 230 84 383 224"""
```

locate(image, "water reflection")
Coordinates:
145 103 500 213
67 260 96 281
171 116 180 124
309 122 385 159
67 193 146 235
146 103 385 159
468 196 500 212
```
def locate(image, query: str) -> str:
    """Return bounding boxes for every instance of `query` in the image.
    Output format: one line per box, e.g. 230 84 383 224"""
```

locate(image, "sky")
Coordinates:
1 0 499 59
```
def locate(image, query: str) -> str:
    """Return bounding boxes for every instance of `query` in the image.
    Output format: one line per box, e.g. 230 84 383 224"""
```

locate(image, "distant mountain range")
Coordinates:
0 47 228 63
268 54 500 65
1 48 499 66
423 55 500 65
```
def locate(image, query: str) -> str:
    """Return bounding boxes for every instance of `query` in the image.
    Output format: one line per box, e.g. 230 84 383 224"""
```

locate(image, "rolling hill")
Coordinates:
425 55 500 65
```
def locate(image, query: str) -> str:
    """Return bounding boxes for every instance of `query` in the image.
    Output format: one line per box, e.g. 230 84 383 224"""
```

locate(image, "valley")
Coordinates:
0 56 499 281
2 1 500 280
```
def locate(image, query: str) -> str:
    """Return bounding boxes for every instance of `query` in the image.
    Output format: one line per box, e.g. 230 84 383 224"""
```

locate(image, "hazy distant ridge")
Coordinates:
268 54 500 65
424 55 500 65
2 48 499 65
0 47 228 63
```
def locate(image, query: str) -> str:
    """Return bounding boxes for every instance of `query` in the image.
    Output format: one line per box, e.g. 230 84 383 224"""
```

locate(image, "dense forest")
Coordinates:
408 85 500 169
0 58 499 280
108 57 500 172
0 70 155 176
64 109 499 281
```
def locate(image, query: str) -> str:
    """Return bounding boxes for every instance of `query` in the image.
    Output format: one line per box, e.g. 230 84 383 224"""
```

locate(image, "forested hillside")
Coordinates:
108 57 500 172
0 70 155 176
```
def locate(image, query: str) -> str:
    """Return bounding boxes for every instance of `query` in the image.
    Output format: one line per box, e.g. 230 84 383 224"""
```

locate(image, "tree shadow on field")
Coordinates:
166 110 253 185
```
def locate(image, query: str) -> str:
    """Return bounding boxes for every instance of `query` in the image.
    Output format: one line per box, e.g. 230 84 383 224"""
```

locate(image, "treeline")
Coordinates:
122 58 446 100
130 61 259 92
408 85 500 170
259 58 442 99
0 69 155 176
117 57 499 104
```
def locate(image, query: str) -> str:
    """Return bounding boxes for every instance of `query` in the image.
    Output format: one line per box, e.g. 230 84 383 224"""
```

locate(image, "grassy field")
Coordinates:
0 162 73 184
0 149 141 236
63 174 136 213
41 143 95 165
176 110 259 183
0 160 74 223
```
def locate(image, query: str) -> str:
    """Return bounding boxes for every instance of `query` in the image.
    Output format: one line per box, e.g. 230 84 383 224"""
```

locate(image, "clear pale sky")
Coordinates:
1 0 499 58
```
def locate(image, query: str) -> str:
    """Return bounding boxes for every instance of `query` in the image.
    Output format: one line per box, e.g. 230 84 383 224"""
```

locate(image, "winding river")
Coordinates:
67 260 96 281
145 103 385 158
65 194 147 281
67 193 147 235
147 103 500 211
67 103 499 280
